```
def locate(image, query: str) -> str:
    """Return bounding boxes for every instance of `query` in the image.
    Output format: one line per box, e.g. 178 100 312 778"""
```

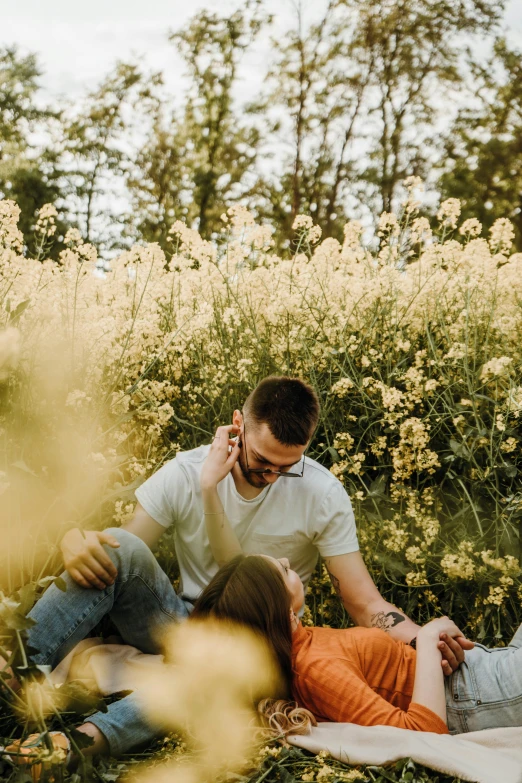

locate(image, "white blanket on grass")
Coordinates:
50 639 522 783
288 722 522 783
49 637 164 694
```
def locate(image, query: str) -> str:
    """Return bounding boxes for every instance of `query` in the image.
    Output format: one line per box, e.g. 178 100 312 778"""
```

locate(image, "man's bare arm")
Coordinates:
60 503 165 589
324 551 419 642
122 503 166 548
324 551 470 675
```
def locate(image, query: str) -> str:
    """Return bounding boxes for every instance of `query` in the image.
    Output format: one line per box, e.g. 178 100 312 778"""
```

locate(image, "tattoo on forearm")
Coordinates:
371 611 406 632
326 567 342 597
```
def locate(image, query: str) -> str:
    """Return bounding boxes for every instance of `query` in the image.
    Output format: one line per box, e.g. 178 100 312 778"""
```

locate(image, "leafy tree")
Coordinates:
57 62 159 251
130 1 268 247
252 0 375 246
438 38 522 248
255 0 504 247
0 47 43 146
359 0 505 215
126 114 188 249
0 47 60 243
0 1 515 257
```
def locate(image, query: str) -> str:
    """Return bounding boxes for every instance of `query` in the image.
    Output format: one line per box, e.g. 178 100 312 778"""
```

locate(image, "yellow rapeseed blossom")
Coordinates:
437 198 461 228
489 218 515 253
405 546 426 565
500 437 517 453
370 436 387 457
459 218 482 237
480 356 513 380
484 585 508 606
35 203 58 238
391 418 439 480
330 378 354 398
333 433 355 454
382 520 409 553
0 199 24 250
406 570 428 587
410 217 432 243
481 551 521 576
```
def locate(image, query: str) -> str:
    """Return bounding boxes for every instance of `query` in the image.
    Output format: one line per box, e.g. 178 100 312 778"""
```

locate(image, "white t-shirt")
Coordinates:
135 444 359 603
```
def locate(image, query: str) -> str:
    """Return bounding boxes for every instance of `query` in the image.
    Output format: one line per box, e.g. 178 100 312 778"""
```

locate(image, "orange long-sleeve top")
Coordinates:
291 623 448 734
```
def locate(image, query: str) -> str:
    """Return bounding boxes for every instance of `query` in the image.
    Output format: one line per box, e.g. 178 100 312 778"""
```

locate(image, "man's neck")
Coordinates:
231 463 266 500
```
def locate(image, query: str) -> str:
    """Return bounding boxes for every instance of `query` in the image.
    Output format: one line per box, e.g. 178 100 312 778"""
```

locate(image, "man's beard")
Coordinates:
237 448 269 488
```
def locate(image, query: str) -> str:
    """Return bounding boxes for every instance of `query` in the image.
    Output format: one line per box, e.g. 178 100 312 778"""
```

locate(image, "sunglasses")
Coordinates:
241 423 305 478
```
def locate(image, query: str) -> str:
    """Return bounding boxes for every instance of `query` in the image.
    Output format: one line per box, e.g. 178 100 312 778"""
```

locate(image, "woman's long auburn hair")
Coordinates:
191 554 294 697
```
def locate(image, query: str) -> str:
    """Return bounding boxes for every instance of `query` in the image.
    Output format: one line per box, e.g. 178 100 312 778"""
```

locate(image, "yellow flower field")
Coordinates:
1 187 521 647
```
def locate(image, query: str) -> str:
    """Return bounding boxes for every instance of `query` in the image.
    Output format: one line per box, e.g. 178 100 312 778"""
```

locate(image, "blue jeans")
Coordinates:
27 529 189 756
445 624 522 734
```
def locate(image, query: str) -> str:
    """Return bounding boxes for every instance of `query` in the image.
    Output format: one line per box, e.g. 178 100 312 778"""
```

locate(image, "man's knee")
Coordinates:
104 528 156 574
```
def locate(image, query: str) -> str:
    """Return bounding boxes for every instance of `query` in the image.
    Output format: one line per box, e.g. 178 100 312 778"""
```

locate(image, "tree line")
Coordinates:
1 0 521 255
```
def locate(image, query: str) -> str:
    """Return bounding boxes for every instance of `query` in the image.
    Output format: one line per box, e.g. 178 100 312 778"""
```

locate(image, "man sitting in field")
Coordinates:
20 376 466 758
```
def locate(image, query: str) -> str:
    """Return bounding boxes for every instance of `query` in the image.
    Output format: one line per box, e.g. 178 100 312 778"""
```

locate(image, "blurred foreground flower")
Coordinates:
133 619 279 783
0 327 20 381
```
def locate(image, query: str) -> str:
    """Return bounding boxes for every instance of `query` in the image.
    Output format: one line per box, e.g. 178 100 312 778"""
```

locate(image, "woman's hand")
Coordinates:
420 616 463 641
411 618 454 723
417 617 474 675
200 424 241 491
200 424 243 566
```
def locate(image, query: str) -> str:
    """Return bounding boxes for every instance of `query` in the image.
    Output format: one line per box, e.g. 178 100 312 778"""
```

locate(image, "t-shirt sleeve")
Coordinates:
294 658 448 734
135 458 191 529
313 480 359 557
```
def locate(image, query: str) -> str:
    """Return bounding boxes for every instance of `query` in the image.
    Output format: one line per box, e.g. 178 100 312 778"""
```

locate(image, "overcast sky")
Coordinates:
4 0 522 109
3 0 298 107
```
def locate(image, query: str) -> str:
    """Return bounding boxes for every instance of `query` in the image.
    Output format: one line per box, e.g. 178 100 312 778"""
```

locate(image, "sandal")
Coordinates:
2 731 71 782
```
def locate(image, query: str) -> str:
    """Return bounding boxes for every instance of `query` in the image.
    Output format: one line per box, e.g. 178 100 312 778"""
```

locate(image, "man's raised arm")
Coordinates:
60 503 165 589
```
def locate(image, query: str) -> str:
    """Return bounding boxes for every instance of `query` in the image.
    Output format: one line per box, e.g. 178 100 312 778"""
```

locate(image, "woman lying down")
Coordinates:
197 444 522 736
192 552 522 736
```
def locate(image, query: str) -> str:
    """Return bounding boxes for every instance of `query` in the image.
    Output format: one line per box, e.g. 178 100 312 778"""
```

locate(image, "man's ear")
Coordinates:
232 409 243 428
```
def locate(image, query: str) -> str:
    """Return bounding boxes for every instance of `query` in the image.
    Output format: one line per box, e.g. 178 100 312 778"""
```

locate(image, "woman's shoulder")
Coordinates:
292 623 392 659
299 624 394 640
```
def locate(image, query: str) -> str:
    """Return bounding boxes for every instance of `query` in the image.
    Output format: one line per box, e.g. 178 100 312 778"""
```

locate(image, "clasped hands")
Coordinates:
421 616 474 675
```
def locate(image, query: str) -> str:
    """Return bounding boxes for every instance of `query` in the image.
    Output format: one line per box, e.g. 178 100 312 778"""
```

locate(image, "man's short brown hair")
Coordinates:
243 376 320 446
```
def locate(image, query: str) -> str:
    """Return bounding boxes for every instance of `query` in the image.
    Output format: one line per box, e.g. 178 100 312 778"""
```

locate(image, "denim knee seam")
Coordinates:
120 572 182 622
